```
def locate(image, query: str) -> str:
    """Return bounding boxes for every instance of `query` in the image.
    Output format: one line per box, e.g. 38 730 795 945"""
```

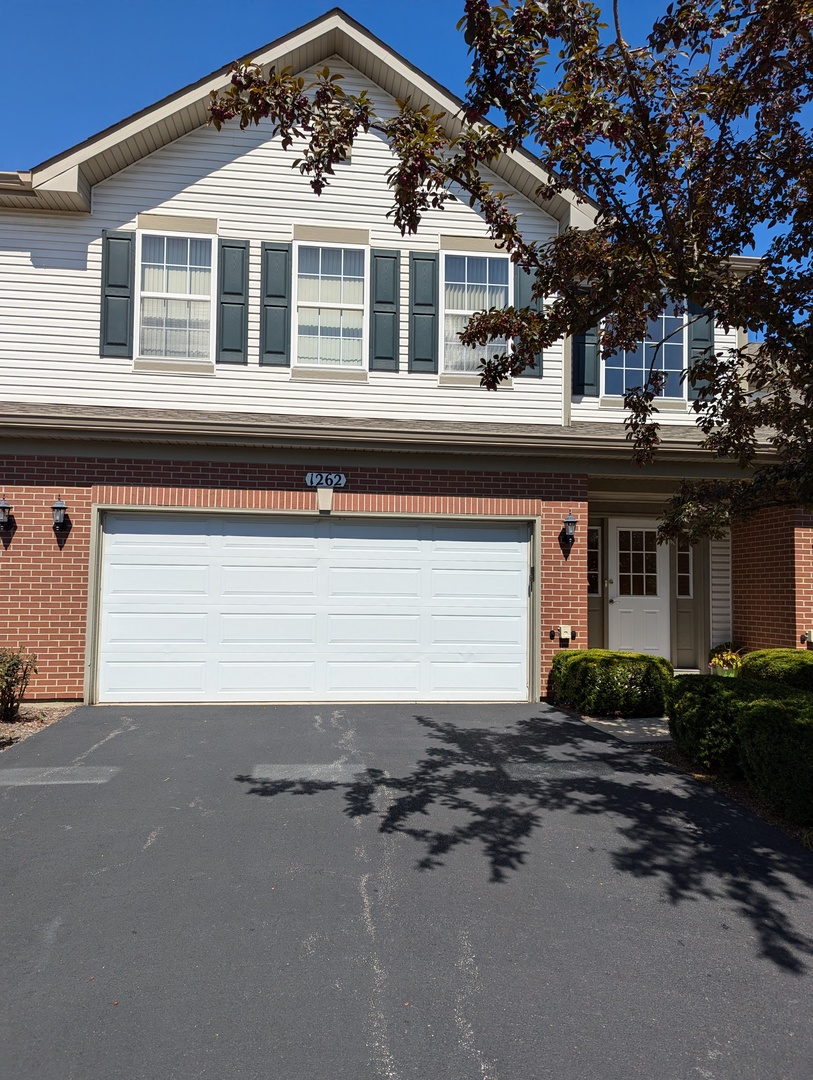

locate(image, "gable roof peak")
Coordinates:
0 8 594 228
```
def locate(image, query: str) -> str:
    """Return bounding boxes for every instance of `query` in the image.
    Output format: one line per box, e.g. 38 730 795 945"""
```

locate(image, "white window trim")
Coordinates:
291 240 368 370
440 250 513 374
134 230 218 364
600 309 691 401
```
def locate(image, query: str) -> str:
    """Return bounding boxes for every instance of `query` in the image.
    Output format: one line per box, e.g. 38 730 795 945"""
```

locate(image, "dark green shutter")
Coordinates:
687 301 714 400
513 265 543 378
408 251 438 373
217 239 249 364
260 242 292 366
100 230 135 358
572 324 600 396
369 249 400 371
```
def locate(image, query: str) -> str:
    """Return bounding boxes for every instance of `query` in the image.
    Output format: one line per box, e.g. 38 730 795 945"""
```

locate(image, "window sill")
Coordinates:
599 395 689 411
290 367 369 383
133 358 216 376
439 372 513 389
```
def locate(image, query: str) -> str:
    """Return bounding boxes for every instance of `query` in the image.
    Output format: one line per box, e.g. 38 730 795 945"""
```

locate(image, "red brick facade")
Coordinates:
732 507 813 650
0 454 589 700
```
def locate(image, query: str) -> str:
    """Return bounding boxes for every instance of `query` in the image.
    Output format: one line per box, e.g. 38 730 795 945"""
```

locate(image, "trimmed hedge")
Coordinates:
666 675 798 777
737 648 813 692
739 697 813 824
550 649 673 717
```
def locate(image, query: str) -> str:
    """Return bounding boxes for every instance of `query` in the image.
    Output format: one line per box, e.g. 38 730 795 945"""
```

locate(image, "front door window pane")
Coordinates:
618 528 659 596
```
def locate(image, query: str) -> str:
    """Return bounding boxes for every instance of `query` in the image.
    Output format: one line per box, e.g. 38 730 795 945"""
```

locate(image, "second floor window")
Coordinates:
296 245 365 368
443 254 510 372
604 308 686 399
138 234 214 360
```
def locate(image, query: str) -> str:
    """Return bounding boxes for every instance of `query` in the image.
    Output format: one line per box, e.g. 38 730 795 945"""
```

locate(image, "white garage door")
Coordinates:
97 513 531 703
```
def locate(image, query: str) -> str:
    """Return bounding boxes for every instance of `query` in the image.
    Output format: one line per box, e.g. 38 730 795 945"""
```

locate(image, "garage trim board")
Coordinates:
91 511 538 704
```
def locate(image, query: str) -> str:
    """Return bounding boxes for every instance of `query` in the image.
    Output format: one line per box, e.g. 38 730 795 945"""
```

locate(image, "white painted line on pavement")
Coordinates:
0 766 121 786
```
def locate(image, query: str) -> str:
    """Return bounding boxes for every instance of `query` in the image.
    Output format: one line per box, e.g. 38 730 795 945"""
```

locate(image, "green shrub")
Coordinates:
666 675 799 776
0 647 38 723
550 649 673 717
738 695 813 824
737 648 813 692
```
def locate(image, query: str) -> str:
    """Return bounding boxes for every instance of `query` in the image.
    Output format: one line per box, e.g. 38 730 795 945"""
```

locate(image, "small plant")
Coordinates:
708 642 743 676
0 647 38 723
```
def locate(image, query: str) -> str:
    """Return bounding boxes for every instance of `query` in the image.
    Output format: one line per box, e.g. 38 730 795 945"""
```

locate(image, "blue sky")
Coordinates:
1 0 669 171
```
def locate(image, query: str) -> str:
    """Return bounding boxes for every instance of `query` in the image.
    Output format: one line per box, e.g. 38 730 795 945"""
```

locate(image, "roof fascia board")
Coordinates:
0 408 773 468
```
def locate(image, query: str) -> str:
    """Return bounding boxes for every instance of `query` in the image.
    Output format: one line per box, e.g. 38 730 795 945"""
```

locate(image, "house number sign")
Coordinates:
305 472 347 488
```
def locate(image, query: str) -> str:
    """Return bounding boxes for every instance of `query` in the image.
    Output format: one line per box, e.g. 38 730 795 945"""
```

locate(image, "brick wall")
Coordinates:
794 510 813 649
732 507 812 650
0 454 588 700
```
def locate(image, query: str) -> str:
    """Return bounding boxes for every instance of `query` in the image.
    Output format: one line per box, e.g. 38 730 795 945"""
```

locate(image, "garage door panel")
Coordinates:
218 662 316 693
106 563 210 596
221 565 318 597
431 523 527 550
430 614 524 646
328 524 422 551
104 514 212 547
328 567 421 598
106 612 208 645
430 662 525 692
326 614 421 644
99 514 531 703
326 661 421 692
221 520 320 548
431 568 525 599
104 661 207 694
218 613 317 645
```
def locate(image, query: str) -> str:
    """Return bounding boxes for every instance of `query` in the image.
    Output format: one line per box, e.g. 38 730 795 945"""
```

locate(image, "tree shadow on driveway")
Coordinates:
235 709 813 974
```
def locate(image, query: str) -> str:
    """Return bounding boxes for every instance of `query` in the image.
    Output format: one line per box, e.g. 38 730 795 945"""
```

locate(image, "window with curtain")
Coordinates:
443 254 510 372
296 246 365 367
138 234 213 360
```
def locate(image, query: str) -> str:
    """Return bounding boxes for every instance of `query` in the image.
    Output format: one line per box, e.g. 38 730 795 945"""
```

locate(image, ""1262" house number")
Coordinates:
305 472 347 488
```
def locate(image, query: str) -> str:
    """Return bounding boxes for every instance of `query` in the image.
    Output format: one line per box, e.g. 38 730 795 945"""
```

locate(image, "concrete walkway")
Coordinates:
578 713 672 742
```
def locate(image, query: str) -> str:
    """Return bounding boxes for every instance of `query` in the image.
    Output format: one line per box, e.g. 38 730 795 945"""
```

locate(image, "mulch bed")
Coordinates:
0 703 79 752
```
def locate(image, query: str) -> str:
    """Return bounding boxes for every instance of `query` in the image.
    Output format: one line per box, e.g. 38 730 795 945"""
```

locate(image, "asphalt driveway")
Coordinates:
2 703 811 1080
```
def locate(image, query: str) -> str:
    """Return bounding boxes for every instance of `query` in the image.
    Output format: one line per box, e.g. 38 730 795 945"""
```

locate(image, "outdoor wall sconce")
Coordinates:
51 497 68 530
562 511 578 546
0 496 11 531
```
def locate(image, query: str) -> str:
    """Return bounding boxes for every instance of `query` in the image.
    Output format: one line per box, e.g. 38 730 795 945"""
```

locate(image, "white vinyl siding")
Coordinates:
709 533 733 647
97 513 532 704
0 60 564 425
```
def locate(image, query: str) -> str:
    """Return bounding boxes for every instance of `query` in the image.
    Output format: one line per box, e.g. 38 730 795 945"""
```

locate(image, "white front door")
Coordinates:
607 518 670 658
